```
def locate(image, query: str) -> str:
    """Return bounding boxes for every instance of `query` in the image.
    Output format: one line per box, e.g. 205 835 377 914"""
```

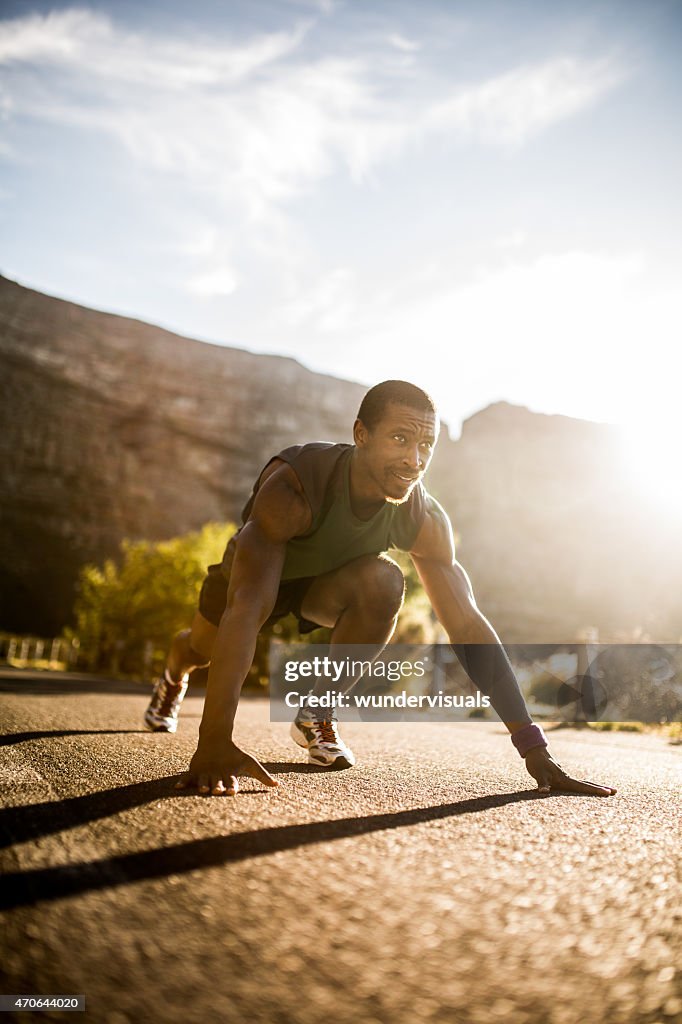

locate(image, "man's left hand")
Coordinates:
525 746 616 796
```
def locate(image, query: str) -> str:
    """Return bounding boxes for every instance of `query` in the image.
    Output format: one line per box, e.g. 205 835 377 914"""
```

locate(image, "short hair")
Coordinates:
356 380 438 432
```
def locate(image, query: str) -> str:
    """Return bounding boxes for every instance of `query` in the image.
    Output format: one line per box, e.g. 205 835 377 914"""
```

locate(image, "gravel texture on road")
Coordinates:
1 674 680 1024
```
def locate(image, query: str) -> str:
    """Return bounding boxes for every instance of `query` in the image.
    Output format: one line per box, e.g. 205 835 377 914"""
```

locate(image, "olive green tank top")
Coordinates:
220 443 427 581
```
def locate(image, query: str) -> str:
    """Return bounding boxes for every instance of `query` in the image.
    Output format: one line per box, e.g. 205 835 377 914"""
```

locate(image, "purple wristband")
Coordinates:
511 723 548 758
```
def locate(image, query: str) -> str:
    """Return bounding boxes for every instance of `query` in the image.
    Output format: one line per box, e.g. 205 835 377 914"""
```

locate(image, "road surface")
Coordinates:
1 671 680 1023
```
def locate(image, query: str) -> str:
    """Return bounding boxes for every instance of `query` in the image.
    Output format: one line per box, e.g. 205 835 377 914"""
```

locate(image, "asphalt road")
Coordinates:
0 672 680 1024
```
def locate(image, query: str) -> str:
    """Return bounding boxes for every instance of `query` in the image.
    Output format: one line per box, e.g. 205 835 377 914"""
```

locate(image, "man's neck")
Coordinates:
348 448 386 520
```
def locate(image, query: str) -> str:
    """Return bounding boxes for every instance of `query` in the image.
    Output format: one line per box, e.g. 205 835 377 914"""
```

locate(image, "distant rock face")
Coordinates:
430 403 682 642
1 276 367 633
1 275 680 641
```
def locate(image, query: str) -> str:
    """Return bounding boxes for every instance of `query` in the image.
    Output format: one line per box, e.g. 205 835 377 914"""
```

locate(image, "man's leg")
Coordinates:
144 612 217 733
301 552 405 646
290 554 405 767
167 613 217 680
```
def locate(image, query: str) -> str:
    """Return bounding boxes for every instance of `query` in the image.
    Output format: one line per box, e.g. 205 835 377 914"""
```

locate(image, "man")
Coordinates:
145 380 616 799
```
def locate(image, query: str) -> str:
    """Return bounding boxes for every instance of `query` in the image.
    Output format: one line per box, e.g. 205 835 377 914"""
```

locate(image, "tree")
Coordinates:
66 523 236 677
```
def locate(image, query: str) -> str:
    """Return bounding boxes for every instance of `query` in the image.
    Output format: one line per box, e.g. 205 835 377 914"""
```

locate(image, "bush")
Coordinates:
65 523 236 677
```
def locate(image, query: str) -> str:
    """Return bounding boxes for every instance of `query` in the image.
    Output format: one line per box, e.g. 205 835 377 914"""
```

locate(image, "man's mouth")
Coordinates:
392 471 418 484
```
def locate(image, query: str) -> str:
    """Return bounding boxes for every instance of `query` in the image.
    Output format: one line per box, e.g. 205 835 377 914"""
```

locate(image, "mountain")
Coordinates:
0 275 368 633
432 402 681 642
1 275 679 641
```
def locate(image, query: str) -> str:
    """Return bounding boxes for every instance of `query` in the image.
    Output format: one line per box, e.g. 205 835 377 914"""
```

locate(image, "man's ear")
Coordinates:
353 417 369 447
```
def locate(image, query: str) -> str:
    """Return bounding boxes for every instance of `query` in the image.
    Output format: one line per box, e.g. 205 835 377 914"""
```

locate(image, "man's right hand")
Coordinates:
175 740 279 796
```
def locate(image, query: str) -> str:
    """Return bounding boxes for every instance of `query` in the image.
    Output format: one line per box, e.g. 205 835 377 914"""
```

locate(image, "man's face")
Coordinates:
354 401 439 503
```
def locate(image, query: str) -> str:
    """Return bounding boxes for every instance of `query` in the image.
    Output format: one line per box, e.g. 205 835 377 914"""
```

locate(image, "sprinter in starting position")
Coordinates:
144 380 616 798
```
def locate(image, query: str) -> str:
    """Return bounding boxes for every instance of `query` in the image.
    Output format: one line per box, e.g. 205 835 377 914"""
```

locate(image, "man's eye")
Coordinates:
420 442 433 452
394 435 406 443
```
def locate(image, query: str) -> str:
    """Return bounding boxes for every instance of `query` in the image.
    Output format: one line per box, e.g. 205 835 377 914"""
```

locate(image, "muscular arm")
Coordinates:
409 500 616 796
182 462 311 793
409 498 531 731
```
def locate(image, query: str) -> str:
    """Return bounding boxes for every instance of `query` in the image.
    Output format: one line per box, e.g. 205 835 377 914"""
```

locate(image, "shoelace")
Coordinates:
157 678 184 716
313 719 338 745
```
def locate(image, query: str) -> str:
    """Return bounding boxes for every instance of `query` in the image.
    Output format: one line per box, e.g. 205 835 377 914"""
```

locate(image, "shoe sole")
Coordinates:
308 753 354 770
144 716 177 734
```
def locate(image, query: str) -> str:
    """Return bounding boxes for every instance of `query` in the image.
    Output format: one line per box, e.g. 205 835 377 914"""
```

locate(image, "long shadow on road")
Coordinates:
0 775 190 849
0 788 540 910
0 677 149 696
0 729 148 747
0 763 322 849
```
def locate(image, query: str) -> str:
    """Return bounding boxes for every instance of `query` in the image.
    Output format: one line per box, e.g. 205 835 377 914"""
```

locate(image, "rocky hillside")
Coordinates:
1 275 679 641
0 275 369 633
431 403 681 642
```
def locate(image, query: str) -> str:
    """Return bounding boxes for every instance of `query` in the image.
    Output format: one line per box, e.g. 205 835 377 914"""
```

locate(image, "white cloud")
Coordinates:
268 248 668 429
0 9 309 87
0 7 632 372
388 33 421 53
186 266 238 298
280 266 357 331
428 57 624 145
494 230 527 249
282 0 337 13
0 9 627 209
0 8 103 64
174 227 219 259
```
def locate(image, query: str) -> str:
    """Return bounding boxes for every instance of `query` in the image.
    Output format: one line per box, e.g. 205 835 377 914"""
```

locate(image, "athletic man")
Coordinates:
144 380 616 798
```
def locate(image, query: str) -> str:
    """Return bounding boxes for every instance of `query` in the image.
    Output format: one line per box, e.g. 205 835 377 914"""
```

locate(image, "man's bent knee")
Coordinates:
352 555 405 619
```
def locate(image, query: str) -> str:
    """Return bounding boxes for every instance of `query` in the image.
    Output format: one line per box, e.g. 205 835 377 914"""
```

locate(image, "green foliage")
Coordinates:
586 722 645 732
66 523 236 677
66 525 435 681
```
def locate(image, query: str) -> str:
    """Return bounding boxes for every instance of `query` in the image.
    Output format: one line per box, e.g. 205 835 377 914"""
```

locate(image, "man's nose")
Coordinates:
402 444 423 471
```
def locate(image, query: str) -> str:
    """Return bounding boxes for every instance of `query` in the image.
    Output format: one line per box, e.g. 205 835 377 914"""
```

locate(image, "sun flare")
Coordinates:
616 418 682 513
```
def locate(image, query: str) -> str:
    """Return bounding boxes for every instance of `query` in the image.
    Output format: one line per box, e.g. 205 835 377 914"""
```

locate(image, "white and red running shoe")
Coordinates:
144 669 188 733
290 710 355 769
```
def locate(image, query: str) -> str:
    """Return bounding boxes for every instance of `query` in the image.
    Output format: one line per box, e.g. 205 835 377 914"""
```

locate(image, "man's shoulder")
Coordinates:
276 441 352 463
271 443 352 518
274 442 352 490
406 488 454 560
413 485 450 526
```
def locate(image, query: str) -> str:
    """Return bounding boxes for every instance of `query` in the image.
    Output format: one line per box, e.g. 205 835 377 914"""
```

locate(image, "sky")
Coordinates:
1 0 681 445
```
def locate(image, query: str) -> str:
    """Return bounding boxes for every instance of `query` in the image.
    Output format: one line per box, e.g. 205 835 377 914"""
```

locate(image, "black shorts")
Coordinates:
198 564 320 634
